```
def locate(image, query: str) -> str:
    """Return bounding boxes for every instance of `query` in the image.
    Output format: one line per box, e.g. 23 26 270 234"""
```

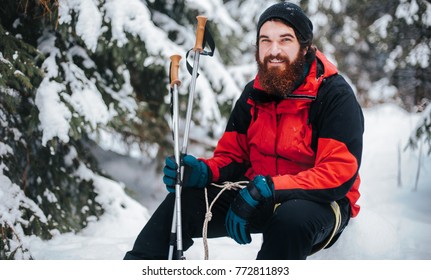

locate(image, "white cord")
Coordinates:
202 181 248 260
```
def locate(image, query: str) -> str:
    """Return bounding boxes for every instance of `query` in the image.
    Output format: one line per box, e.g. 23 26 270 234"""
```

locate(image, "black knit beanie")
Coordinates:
257 2 313 43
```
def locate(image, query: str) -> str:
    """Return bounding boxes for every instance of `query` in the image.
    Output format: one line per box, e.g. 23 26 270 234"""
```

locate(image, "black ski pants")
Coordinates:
124 185 351 260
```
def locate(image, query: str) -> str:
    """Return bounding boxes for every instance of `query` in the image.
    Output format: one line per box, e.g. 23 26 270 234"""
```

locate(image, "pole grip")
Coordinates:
193 16 207 52
170 54 182 88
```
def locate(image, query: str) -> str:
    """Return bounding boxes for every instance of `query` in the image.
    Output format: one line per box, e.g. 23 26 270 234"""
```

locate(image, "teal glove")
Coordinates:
225 175 274 244
163 154 209 192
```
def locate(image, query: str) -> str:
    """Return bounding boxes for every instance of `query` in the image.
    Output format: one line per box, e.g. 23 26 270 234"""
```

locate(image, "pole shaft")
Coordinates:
168 55 183 260
182 52 200 154
170 83 185 259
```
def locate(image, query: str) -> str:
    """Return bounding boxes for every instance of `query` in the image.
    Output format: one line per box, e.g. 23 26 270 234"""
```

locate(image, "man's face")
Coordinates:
257 20 304 70
256 20 307 97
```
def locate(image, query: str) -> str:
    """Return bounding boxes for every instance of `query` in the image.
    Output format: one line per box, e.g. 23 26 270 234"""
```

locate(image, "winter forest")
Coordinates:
1 0 431 260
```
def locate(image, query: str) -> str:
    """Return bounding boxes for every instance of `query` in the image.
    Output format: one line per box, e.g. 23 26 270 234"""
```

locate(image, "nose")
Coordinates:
268 42 282 56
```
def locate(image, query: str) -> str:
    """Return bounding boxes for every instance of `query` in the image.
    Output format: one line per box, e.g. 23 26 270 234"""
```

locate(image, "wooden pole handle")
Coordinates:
193 15 207 52
170 54 182 88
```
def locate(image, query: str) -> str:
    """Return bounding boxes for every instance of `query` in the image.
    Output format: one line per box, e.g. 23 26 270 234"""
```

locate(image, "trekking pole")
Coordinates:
168 54 184 260
167 16 208 260
182 15 207 153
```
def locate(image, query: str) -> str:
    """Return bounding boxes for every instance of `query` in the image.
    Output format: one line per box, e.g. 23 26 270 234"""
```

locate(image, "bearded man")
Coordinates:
125 2 364 260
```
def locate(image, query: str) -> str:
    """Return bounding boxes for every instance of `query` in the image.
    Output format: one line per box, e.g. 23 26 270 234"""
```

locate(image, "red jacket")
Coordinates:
202 50 364 217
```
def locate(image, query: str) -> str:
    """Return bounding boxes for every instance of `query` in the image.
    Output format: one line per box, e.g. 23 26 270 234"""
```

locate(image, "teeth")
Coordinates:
270 59 283 63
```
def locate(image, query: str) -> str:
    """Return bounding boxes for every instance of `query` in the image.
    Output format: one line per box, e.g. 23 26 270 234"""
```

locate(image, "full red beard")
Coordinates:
256 51 306 97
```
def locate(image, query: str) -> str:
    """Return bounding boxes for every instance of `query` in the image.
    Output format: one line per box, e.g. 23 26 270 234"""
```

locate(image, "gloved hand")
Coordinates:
225 175 274 244
163 154 209 192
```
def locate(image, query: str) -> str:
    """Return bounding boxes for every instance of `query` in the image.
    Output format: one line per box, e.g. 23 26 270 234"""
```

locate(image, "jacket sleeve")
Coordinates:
201 83 253 183
272 75 364 204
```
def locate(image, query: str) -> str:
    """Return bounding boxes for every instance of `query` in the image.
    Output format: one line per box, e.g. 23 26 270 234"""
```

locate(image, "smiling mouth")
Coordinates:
265 55 289 66
267 59 286 69
269 58 285 63
262 55 289 69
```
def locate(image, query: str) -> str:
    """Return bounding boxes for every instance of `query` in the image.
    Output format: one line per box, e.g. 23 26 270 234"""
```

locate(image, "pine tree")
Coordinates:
1 1 106 259
1 0 245 259
378 0 431 156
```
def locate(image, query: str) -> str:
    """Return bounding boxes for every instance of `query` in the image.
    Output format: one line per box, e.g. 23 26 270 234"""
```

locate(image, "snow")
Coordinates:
21 103 431 260
368 78 398 105
0 163 48 260
58 0 103 52
369 14 393 39
35 79 71 146
186 0 242 37
36 0 246 145
406 42 430 68
396 0 420 25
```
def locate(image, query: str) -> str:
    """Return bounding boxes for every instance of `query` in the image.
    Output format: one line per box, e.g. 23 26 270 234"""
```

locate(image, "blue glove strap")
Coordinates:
240 188 259 207
230 190 257 220
248 175 273 201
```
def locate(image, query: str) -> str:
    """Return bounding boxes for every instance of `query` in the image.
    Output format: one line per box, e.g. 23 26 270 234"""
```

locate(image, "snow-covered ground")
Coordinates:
22 103 431 260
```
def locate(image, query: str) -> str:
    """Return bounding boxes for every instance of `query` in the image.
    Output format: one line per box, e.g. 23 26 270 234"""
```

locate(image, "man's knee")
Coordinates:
270 200 321 236
257 200 336 259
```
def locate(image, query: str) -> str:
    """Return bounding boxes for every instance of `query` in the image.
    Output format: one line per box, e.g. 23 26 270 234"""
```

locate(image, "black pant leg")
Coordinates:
256 199 350 260
124 191 179 259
